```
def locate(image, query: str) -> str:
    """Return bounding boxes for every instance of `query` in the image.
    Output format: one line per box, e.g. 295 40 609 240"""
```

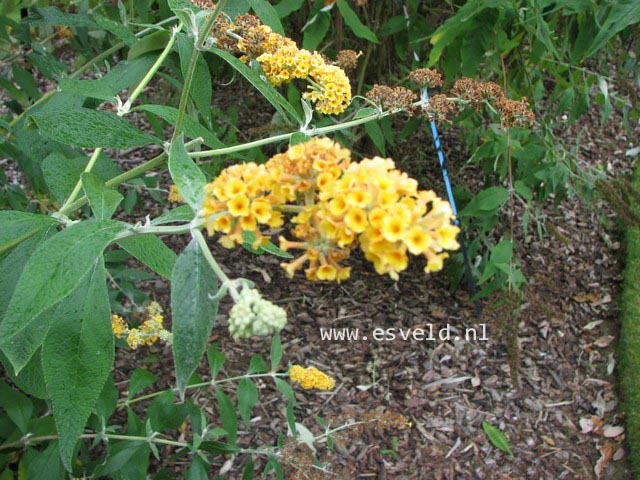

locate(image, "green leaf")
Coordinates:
215 387 238 443
12 65 41 100
127 369 157 400
0 379 34 434
59 55 157 101
28 6 97 28
248 354 268 374
207 343 226 379
42 151 122 204
0 349 47 399
270 332 282 371
169 135 207 212
82 172 123 220
147 390 189 432
176 33 213 127
336 0 379 43
248 0 284 34
93 440 149 478
133 104 225 149
151 205 195 225
237 378 259 427
93 12 137 46
188 456 209 480
0 220 124 352
364 120 386 156
242 456 255 480
42 259 114 471
274 377 296 405
172 238 219 398
273 0 304 18
0 211 57 255
31 107 160 149
482 421 513 455
1 306 54 377
128 30 171 60
302 11 330 51
211 48 301 125
18 442 65 480
241 231 293 258
117 235 178 280
459 186 509 217
490 240 513 265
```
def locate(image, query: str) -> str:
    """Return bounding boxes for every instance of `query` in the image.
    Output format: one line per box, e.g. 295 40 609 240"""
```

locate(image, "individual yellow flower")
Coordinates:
405 226 431 255
250 199 272 223
381 215 407 242
344 207 367 233
289 365 335 390
316 264 337 281
227 196 250 217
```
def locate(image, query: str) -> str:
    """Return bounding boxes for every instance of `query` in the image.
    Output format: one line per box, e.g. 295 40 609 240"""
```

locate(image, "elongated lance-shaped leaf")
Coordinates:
0 220 125 354
0 211 58 255
482 421 513 455
117 234 177 280
42 258 114 471
82 172 123 220
168 135 207 213
172 238 219 398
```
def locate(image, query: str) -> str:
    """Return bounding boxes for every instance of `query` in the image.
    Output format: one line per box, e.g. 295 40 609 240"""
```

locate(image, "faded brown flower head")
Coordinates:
409 68 444 88
495 96 536 127
366 85 417 113
190 0 215 8
335 50 361 71
422 93 456 123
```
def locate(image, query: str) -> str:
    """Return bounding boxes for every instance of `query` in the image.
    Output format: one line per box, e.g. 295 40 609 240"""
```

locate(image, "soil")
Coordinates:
3 37 640 480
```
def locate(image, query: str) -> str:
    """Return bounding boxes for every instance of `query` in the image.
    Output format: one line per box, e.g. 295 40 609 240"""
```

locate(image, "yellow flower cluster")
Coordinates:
201 138 460 282
233 18 351 114
316 157 460 280
289 365 335 390
110 302 172 349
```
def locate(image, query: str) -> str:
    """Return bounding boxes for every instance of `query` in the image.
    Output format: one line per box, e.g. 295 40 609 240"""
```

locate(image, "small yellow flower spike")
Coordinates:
168 185 184 203
289 365 335 390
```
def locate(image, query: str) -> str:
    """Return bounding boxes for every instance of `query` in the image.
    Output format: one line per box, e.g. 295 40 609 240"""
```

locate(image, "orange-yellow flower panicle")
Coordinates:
289 365 335 390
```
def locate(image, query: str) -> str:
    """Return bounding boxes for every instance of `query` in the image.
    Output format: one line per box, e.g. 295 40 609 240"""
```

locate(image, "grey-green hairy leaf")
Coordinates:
0 211 58 255
211 48 301 125
42 152 121 204
43 259 114 471
0 220 124 348
172 239 219 398
151 205 195 225
169 135 207 212
31 107 160 149
134 104 224 148
82 172 123 220
59 55 156 101
117 234 177 280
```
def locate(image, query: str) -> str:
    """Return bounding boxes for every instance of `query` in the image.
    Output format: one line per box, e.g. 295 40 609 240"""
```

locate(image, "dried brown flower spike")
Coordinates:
365 85 417 113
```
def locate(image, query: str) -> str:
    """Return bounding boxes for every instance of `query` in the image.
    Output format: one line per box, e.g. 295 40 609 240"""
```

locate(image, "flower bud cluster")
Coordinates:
227 288 287 340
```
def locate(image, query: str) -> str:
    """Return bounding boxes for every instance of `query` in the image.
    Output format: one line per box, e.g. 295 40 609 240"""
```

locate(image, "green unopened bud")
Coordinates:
228 288 287 340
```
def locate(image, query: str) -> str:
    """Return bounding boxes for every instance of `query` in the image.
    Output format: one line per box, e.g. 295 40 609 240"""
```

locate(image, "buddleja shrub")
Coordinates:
0 0 532 477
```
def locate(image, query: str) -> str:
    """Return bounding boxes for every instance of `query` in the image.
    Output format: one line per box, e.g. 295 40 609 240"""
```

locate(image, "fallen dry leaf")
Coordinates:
573 292 601 303
593 335 616 348
603 425 625 438
594 442 617 478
